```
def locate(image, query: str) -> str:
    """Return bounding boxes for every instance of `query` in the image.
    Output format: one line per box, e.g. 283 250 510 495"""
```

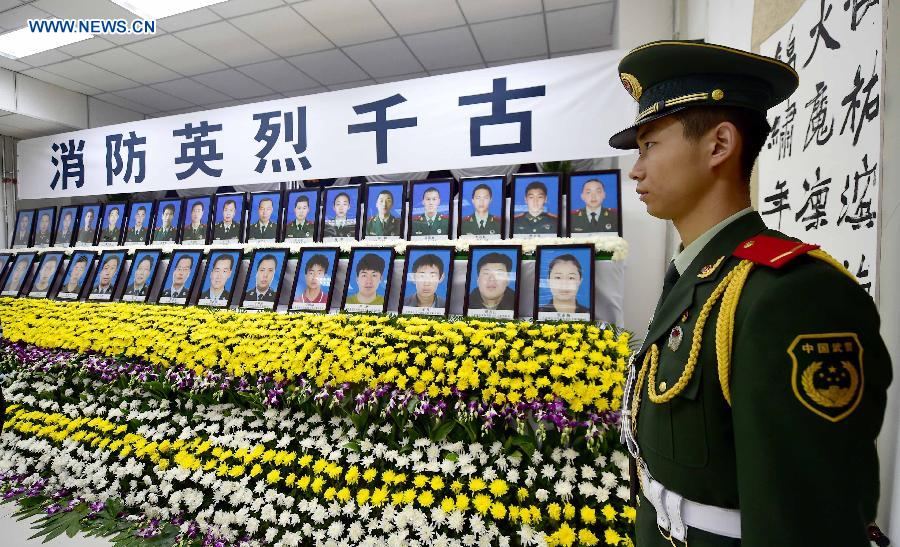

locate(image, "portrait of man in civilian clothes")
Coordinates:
12 212 33 247
468 252 516 313
161 254 194 299
292 253 331 307
247 196 278 241
244 254 279 304
403 253 447 311
2 255 33 296
29 255 60 296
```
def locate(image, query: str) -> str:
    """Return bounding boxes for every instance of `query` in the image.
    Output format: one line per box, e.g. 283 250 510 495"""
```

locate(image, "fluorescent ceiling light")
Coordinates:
110 0 229 20
0 24 93 60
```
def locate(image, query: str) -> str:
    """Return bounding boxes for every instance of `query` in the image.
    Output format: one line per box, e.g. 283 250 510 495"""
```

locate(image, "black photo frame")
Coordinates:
289 247 339 312
156 250 203 306
510 173 562 239
55 206 80 248
463 245 522 320
75 204 102 247
457 176 506 240
321 185 361 243
239 248 289 311
283 189 321 243
151 198 184 244
99 202 127 246
362 181 406 241
534 244 595 322
87 250 128 301
566 170 623 237
246 191 282 243
211 192 247 243
399 246 455 317
1 252 36 297
0 253 13 287
408 179 454 241
27 251 65 298
341 247 395 314
10 209 35 248
122 250 162 303
124 201 155 245
182 196 213 244
32 207 56 248
195 249 243 308
57 251 97 300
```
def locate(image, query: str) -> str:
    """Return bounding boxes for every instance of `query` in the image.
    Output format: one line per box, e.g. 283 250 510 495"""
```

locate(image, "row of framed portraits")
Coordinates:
0 243 598 322
8 171 621 249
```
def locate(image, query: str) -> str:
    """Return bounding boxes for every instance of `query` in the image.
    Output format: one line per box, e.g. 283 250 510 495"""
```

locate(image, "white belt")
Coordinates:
639 460 742 542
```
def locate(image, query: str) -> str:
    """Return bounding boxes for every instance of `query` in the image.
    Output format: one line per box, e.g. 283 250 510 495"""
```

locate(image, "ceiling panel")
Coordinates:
231 6 331 57
373 0 465 35
294 0 395 46
176 21 278 66
17 49 71 68
285 86 328 98
125 35 228 76
192 69 275 99
209 0 283 19
547 2 615 53
344 38 423 78
82 48 181 85
41 59 140 91
156 8 222 33
237 59 320 93
21 67 103 95
151 78 232 105
376 72 427 84
32 0 133 19
457 0 542 24
93 92 158 114
471 14 548 62
57 37 116 57
404 26 483 70
287 49 368 85
329 79 376 91
544 0 609 10
430 63 484 75
0 57 30 72
113 86 193 112
0 3 48 30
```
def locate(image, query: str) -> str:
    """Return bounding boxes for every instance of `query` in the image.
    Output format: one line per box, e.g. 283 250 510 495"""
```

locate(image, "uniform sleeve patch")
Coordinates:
788 333 863 422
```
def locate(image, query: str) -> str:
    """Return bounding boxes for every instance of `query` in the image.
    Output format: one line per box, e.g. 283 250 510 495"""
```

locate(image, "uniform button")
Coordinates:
659 381 667 392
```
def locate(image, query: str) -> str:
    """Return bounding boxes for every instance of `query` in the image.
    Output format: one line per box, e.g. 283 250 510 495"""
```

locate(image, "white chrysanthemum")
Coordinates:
601 471 618 488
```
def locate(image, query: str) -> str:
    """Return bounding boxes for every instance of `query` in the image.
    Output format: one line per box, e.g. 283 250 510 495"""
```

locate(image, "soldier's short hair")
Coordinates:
135 206 146 215
212 253 235 271
163 203 176 215
175 254 195 269
258 197 274 208
524 181 547 197
73 256 89 268
305 254 330 273
477 252 512 274
548 253 582 278
257 254 278 270
294 195 310 208
472 183 493 199
356 253 385 276
223 199 237 211
137 254 154 269
101 254 120 269
63 211 73 220
191 201 204 212
412 253 444 278
377 190 393 203
422 187 441 200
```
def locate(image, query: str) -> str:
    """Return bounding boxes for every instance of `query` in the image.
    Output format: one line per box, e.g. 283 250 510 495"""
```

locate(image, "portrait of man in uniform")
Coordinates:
75 206 100 247
33 208 55 247
458 177 504 240
464 247 520 320
28 252 63 297
158 251 201 305
89 252 125 300
152 200 182 243
2 254 33 296
364 183 404 240
182 197 211 244
11 210 34 248
284 190 319 243
125 202 153 244
247 192 281 242
197 250 241 308
212 194 245 243
409 180 452 241
290 249 338 312
99 204 125 246
322 187 359 241
241 249 287 310
55 207 78 248
568 171 621 236
511 175 560 238
123 251 160 302
535 245 593 322
57 253 95 300
400 248 453 317
342 248 394 314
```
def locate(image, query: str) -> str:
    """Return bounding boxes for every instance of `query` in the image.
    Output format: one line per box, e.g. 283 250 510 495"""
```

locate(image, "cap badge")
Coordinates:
620 72 642 100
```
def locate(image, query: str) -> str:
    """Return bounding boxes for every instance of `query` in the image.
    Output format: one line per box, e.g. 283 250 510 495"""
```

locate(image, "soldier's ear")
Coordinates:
708 121 740 172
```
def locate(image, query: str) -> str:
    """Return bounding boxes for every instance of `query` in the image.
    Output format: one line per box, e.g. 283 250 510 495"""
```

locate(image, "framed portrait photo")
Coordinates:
0 253 12 286
196 249 242 308
399 246 454 317
240 249 288 311
88 250 127 301
246 191 282 242
283 189 320 243
11 209 35 248
157 250 202 305
122 250 162 303
511 173 562 239
567 170 622 236
182 196 212 244
55 206 80 248
27 252 65 298
75 204 102 247
57 251 97 300
409 179 454 241
152 199 183 244
342 247 394 314
458 176 505 240
124 201 154 244
99 203 126 246
211 192 246 243
32 207 56 248
321 186 360 243
290 248 338 312
363 182 405 241
534 244 595 322
1 253 36 297
464 245 521 320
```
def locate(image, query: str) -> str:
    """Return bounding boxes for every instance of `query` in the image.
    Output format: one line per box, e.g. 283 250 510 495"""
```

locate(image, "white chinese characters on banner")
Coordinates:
16 51 634 201
759 0 882 295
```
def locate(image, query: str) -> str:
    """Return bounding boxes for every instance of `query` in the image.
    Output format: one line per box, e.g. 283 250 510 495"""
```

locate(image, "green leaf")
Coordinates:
344 440 361 453
444 452 459 462
430 421 455 442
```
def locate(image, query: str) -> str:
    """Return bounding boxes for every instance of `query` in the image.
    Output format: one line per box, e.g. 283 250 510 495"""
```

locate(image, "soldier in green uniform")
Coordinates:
125 206 148 244
570 178 618 234
213 199 241 242
365 190 402 238
76 209 96 246
459 183 501 237
247 197 277 241
100 207 122 244
285 195 315 240
410 186 450 238
183 201 208 243
613 41 891 547
513 181 557 236
33 212 52 246
153 204 178 243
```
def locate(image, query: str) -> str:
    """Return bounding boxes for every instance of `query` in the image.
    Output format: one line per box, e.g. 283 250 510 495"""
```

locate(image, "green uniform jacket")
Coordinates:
247 222 276 241
570 207 618 234
366 215 401 237
101 227 120 244
513 212 557 235
33 230 52 246
285 220 314 240
410 214 450 237
213 222 241 242
632 212 890 547
460 214 501 237
125 226 147 243
153 225 176 243
183 224 208 242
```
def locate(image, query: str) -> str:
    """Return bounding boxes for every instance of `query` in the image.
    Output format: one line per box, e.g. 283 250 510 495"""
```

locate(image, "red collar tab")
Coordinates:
733 234 820 269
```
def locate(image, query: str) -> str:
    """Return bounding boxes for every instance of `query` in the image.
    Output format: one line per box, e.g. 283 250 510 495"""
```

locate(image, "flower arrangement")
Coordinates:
0 298 635 546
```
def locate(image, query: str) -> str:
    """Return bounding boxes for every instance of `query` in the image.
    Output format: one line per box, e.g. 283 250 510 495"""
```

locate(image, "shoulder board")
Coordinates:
546 212 558 219
733 234 819 269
